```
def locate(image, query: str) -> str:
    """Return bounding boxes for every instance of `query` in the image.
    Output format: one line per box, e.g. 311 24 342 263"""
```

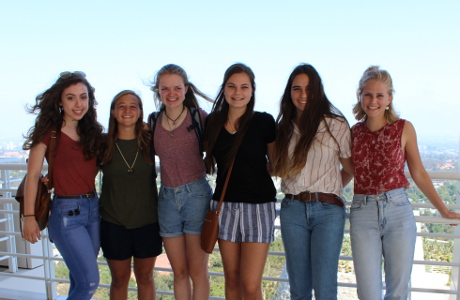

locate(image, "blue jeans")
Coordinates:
158 177 212 237
280 196 345 300
48 194 100 300
350 188 416 300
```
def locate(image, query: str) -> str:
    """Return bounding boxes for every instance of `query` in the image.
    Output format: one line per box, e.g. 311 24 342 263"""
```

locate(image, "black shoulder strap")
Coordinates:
148 112 160 134
148 112 161 181
187 107 204 154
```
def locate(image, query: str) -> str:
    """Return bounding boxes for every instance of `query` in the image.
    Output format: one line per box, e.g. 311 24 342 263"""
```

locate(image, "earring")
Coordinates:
385 106 389 111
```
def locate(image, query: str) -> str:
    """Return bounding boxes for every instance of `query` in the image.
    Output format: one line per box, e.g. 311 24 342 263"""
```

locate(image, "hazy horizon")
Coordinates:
1 1 459 140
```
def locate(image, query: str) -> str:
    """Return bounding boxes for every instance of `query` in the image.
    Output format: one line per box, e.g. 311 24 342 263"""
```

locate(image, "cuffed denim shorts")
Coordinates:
158 177 212 237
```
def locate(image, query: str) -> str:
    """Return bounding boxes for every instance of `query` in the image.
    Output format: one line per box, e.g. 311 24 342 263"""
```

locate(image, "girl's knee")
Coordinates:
173 269 190 281
242 283 262 299
135 273 154 286
111 274 130 288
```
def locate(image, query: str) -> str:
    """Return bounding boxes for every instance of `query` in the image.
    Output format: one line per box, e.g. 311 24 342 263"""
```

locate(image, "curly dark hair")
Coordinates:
23 72 104 160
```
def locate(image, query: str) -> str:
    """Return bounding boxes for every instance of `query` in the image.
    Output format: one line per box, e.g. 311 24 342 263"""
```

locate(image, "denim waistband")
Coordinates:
161 176 207 193
353 187 406 204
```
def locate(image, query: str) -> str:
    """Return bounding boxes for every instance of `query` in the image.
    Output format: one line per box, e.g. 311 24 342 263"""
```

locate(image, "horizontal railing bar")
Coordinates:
1 271 454 297
0 166 459 299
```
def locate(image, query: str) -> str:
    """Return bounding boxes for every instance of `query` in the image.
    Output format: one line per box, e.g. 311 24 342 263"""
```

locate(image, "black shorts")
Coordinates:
101 219 162 260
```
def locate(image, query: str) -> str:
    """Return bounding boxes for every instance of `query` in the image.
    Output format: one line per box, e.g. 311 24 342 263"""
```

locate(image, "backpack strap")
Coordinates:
147 112 161 180
186 107 204 154
148 111 161 156
149 107 204 157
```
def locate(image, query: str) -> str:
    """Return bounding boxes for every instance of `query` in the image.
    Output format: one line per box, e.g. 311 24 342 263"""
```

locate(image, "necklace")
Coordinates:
115 142 139 173
226 119 237 135
166 117 175 137
164 105 185 125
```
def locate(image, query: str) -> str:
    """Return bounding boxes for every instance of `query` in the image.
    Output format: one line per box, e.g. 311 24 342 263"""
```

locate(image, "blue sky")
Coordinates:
1 0 459 141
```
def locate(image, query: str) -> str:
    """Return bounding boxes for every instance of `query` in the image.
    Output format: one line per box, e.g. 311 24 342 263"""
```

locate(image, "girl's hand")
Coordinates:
441 211 460 219
22 217 41 243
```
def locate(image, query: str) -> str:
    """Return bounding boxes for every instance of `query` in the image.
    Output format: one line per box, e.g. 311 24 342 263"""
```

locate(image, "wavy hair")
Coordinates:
100 90 152 165
23 72 104 160
353 65 399 123
204 63 256 174
272 63 347 179
150 64 213 111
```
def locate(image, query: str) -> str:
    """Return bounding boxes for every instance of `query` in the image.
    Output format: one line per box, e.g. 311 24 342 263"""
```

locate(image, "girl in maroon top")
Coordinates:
22 72 103 299
149 64 213 300
350 66 460 300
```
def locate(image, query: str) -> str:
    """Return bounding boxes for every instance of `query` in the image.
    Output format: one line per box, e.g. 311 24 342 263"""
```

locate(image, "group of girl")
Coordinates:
21 62 460 300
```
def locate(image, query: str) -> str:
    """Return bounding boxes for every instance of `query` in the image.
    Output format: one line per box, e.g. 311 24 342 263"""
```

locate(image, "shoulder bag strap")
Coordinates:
216 158 235 213
47 129 57 191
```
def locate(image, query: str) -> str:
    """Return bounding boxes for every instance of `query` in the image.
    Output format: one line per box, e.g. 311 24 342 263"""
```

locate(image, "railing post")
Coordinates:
42 229 57 300
0 169 18 273
450 134 460 300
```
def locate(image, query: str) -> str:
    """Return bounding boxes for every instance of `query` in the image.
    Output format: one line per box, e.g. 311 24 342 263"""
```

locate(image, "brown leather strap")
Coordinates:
55 191 96 199
47 129 57 191
285 192 343 207
216 159 235 214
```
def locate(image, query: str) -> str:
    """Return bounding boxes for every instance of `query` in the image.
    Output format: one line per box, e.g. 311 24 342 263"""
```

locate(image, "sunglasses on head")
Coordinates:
59 71 86 79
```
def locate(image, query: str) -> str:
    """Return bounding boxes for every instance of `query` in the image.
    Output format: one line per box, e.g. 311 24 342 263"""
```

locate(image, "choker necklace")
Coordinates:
164 106 185 125
115 142 139 173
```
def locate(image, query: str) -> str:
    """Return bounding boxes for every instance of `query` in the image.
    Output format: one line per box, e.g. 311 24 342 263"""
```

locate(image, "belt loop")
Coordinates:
384 191 390 202
313 192 318 202
364 195 367 205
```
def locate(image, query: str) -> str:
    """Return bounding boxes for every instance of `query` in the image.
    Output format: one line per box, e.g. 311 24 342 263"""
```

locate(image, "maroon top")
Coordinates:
42 131 97 195
352 119 408 195
154 109 207 187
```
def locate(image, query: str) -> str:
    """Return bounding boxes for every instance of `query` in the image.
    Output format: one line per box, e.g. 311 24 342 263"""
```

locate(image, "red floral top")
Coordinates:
352 119 408 195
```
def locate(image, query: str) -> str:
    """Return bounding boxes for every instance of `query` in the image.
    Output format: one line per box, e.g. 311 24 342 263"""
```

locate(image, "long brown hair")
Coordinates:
272 64 347 179
204 63 256 174
100 90 152 165
23 72 103 160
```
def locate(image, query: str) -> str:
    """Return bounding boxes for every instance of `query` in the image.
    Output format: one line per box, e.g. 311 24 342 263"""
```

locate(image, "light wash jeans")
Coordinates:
280 195 345 300
350 188 416 300
48 193 100 300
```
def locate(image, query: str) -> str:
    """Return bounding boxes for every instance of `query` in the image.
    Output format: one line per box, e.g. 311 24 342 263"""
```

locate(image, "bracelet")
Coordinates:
23 214 35 217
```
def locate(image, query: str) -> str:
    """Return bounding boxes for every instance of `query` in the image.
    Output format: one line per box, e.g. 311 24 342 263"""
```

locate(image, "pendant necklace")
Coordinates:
227 119 237 135
166 117 175 137
115 142 139 173
164 105 185 125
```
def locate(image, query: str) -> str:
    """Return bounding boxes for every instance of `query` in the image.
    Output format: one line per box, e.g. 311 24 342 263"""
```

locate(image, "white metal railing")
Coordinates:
0 163 459 299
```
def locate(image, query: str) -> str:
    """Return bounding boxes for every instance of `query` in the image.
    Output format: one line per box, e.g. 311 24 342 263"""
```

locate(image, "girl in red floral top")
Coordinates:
350 66 460 300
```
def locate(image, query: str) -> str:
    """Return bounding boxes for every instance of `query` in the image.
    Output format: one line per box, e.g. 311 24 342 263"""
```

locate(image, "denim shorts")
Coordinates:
158 177 212 237
100 219 163 260
211 200 276 243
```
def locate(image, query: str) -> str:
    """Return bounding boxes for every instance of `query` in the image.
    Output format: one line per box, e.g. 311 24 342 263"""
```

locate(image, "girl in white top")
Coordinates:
273 64 354 300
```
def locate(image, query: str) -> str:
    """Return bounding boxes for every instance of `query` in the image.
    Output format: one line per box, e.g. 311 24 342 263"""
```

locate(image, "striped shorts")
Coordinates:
211 200 276 243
